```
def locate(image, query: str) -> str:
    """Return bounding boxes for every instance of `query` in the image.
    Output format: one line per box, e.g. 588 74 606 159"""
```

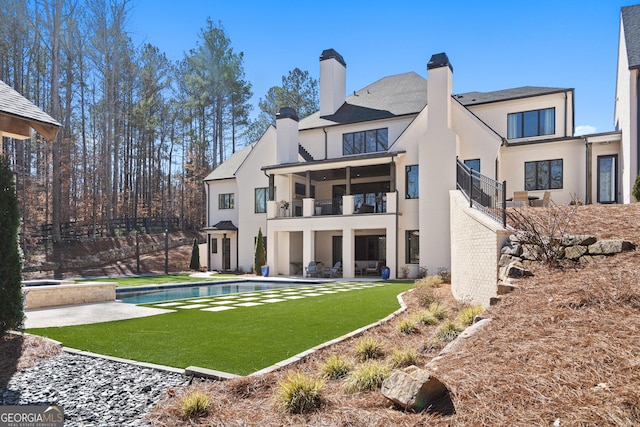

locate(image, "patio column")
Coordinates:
342 227 354 278
346 166 352 195
267 228 278 276
306 170 311 197
389 162 396 192
385 224 397 279
268 174 275 201
302 228 315 274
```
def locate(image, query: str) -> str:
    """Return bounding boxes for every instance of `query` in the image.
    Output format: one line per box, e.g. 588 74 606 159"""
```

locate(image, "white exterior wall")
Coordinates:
452 101 502 179
615 20 638 203
469 91 573 142
450 190 509 307
498 138 585 205
589 136 622 203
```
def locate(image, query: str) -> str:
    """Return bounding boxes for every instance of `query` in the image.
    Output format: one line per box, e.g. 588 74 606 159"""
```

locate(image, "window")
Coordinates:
507 108 555 139
218 193 234 209
211 237 217 254
525 159 563 190
255 188 268 213
463 159 480 172
406 230 419 264
405 165 419 199
343 128 388 155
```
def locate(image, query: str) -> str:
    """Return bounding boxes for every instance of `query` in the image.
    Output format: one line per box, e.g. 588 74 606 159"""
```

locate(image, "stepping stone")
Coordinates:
240 293 259 296
210 301 235 305
335 288 352 292
320 291 338 294
301 292 323 297
237 297 260 301
261 298 286 303
179 304 209 309
234 302 264 307
283 295 305 300
154 302 184 307
216 296 238 300
201 306 236 312
189 299 213 303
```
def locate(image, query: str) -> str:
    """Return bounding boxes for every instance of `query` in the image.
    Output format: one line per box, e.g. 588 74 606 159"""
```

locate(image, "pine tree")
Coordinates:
254 227 266 275
189 238 200 271
0 156 24 335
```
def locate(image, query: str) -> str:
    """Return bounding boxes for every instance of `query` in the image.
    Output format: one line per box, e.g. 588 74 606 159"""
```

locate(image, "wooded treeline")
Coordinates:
0 0 318 253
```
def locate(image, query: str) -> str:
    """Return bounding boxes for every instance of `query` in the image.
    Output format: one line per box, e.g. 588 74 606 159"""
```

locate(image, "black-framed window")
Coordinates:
406 230 419 264
255 188 268 213
218 193 234 209
343 128 388 155
464 158 480 172
405 165 419 199
211 237 217 254
507 107 555 139
525 159 563 190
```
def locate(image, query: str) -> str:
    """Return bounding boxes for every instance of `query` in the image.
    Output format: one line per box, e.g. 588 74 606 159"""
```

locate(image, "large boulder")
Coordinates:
381 365 449 412
564 245 588 260
588 240 636 255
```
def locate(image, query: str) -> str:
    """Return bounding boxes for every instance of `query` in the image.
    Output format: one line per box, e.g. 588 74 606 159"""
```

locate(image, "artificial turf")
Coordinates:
28 282 413 375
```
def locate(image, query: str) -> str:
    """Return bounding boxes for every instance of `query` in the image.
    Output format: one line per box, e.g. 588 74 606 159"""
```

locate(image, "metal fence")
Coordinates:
456 159 507 227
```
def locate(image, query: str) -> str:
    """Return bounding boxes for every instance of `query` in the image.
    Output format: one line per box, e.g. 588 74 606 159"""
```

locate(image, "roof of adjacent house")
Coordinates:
0 79 60 140
204 143 253 181
299 72 570 130
622 4 640 69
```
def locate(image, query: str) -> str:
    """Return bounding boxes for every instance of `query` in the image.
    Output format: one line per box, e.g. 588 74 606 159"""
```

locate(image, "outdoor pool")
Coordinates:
116 280 318 304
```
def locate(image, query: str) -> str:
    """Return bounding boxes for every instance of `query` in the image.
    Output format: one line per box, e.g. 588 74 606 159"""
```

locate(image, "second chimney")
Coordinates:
319 49 346 117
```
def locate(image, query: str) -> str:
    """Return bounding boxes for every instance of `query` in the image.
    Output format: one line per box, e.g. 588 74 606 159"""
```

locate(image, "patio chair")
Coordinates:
305 261 319 278
365 261 380 276
323 261 342 278
532 191 551 207
513 191 530 207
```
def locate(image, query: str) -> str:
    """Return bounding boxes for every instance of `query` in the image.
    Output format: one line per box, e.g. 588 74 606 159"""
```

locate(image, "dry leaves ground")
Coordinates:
4 204 640 426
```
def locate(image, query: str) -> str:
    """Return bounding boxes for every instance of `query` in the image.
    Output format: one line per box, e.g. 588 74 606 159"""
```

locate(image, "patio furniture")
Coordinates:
323 261 342 278
365 261 381 276
305 262 319 278
513 191 530 206
531 191 551 207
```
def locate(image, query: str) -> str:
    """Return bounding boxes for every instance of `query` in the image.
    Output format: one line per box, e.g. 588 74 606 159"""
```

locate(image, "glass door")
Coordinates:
597 155 617 204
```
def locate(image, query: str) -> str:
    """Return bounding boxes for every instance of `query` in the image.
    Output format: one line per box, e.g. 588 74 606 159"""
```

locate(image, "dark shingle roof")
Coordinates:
455 86 572 106
622 5 640 69
298 73 570 130
0 79 60 140
211 221 238 231
204 144 253 181
299 72 428 129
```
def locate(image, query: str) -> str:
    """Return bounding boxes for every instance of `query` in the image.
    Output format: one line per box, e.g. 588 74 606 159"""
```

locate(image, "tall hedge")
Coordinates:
0 156 24 335
189 238 200 271
254 227 266 275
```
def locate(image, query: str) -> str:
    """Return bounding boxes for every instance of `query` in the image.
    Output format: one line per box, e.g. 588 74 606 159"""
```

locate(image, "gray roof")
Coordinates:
455 86 572 106
622 5 640 69
299 72 570 130
211 220 237 231
0 79 60 140
299 72 429 130
204 143 253 181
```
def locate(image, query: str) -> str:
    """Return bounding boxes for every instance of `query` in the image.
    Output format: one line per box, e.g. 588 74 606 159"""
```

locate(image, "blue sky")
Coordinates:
129 0 636 135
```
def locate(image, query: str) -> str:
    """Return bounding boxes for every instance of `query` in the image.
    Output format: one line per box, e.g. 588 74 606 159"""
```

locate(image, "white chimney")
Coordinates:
319 49 346 117
426 52 453 129
276 107 299 164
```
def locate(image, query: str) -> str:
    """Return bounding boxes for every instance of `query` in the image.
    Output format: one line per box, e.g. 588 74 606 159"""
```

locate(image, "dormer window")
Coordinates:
343 128 388 155
507 108 555 139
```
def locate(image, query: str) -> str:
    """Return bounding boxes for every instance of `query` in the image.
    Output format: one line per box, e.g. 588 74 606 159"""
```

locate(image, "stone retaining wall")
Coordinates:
25 282 117 309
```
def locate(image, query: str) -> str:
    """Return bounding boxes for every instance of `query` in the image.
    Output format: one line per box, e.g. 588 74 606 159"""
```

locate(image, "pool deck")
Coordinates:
24 302 174 329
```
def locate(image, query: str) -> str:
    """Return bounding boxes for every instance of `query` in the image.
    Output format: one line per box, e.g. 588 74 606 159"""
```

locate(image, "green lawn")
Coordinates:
29 282 413 375
78 273 240 287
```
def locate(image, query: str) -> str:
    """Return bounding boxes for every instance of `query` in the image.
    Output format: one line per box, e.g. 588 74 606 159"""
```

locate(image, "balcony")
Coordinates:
268 193 396 219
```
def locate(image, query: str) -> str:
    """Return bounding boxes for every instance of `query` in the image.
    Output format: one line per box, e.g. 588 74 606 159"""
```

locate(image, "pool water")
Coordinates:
117 280 315 304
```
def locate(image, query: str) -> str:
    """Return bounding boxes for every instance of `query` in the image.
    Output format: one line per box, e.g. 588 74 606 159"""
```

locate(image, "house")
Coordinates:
205 5 634 279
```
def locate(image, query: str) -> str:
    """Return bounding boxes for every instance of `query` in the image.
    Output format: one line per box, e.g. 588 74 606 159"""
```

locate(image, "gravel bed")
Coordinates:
0 352 189 426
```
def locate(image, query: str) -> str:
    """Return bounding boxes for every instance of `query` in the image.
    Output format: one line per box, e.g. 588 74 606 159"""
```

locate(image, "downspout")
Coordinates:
392 156 399 280
323 127 328 160
584 137 592 205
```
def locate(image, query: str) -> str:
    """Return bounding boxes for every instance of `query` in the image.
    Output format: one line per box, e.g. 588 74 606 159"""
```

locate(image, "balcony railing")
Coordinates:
456 159 506 227
270 193 395 219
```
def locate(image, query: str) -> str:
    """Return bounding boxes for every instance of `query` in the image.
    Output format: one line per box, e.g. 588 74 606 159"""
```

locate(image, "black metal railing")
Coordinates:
313 199 343 216
456 159 507 227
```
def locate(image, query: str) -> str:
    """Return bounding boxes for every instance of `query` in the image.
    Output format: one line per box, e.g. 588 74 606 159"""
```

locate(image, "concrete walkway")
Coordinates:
24 301 174 329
